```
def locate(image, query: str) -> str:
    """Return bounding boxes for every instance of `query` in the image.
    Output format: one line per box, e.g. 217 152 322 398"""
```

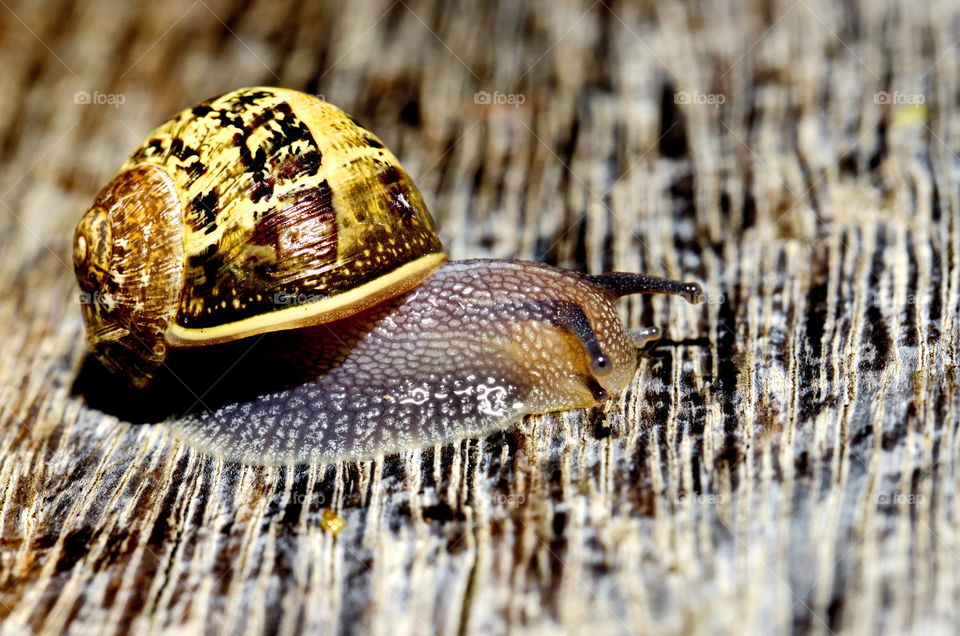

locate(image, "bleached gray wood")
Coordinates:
0 0 958 634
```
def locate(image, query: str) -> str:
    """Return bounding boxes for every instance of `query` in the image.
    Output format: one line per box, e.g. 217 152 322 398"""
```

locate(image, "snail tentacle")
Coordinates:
587 272 705 304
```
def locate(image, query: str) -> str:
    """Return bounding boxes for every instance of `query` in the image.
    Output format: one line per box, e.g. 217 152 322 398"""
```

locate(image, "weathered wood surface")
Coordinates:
0 0 958 634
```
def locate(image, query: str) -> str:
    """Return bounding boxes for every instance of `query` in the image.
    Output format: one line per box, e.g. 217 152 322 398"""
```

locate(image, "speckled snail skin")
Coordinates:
73 87 704 465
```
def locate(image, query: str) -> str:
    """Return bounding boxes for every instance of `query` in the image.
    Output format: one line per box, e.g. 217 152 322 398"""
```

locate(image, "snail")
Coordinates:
73 87 704 465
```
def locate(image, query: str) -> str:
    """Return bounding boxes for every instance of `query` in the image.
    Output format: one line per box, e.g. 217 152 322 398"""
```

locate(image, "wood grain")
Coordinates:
0 0 958 634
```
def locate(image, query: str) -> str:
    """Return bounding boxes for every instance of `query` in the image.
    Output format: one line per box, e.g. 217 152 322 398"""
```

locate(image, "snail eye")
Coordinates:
590 353 611 376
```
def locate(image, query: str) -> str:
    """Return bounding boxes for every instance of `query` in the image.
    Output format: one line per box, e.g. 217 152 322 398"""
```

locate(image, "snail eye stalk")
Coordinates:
587 273 704 304
628 326 662 348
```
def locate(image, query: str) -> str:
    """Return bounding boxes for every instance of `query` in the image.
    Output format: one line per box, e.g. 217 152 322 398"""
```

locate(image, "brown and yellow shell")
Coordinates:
74 87 446 386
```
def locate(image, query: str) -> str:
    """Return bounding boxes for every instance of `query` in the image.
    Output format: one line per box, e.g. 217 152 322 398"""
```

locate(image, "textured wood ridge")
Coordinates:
0 0 958 634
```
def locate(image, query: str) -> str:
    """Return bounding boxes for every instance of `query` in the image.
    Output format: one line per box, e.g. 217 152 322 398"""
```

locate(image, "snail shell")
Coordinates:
74 87 444 386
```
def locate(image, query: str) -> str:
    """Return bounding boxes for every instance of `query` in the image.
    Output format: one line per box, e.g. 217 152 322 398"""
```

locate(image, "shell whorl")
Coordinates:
74 165 185 387
76 87 446 384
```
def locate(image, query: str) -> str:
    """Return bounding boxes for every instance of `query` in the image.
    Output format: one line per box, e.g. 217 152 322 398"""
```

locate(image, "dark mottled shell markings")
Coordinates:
124 87 445 341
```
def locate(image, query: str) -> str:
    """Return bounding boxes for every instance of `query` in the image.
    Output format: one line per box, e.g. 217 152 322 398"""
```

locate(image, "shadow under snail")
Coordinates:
73 87 704 465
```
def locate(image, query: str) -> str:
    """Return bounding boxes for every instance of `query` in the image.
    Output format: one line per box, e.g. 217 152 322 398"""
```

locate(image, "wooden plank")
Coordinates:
0 0 958 633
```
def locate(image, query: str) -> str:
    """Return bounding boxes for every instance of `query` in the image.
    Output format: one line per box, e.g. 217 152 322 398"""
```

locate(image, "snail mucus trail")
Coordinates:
73 87 704 465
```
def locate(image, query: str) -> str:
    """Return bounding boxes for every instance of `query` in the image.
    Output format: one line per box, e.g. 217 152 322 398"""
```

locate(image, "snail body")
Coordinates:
74 87 702 465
